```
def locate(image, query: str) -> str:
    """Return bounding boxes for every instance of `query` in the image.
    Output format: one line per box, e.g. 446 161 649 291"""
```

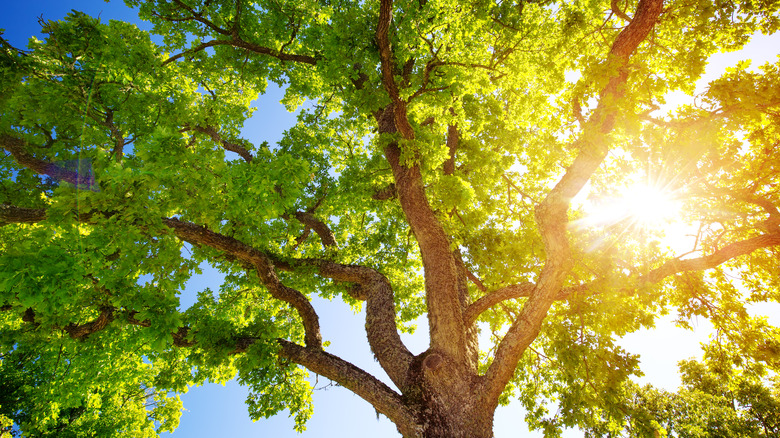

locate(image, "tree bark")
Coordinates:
407 362 495 438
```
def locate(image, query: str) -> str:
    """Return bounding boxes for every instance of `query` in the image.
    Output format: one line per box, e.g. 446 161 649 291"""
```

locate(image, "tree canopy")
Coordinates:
1 0 780 436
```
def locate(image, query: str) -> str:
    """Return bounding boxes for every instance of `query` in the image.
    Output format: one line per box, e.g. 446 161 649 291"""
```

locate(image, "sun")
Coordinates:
573 178 686 235
620 183 682 227
572 178 696 253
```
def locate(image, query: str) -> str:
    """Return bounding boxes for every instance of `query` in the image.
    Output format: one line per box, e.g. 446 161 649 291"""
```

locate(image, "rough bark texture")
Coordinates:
307 260 414 391
0 203 47 225
277 340 420 437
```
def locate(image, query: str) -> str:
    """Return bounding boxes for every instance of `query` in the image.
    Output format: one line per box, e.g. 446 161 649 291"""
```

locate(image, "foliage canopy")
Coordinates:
1 0 780 436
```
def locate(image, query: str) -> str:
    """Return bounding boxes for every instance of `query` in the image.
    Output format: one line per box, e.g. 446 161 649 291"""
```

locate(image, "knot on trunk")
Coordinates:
422 352 443 371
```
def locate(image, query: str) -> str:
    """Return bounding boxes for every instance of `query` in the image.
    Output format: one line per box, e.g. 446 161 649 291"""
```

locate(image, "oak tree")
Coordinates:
1 0 780 436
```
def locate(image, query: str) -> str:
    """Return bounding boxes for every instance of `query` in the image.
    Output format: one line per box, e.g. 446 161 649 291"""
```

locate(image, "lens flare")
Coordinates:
621 183 681 226
571 178 695 254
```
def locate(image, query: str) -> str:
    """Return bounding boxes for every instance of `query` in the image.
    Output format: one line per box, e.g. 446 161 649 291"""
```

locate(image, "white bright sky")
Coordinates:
3 2 780 437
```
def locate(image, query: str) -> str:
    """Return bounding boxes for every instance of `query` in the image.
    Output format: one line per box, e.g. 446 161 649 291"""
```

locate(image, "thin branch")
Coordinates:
231 0 243 36
502 174 538 205
572 96 586 127
464 283 535 325
163 38 317 66
170 0 233 36
0 34 30 56
466 268 487 293
292 227 312 249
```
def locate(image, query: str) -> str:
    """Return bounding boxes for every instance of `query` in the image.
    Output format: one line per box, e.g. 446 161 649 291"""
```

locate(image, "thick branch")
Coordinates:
480 0 664 408
384 143 467 363
277 340 420 437
289 260 414 390
374 3 464 364
127 311 196 347
443 124 458 176
292 211 338 248
375 8 467 362
372 183 397 201
376 0 401 107
161 217 322 348
726 193 780 233
558 232 780 299
458 230 780 323
375 0 414 139
1 133 93 187
2 150 318 349
186 125 254 163
14 300 412 433
102 109 125 163
7 210 317 349
2 201 413 388
0 204 47 225
611 0 633 22
644 232 780 284
0 181 315 349
62 306 115 340
454 249 481 369
11 305 197 347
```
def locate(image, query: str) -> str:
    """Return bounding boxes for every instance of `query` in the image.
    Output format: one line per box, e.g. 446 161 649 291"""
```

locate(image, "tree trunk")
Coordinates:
402 351 495 438
414 401 494 438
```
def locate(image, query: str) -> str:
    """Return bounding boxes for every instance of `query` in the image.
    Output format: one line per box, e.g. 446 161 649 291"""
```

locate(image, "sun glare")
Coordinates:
573 179 690 248
571 179 699 253
621 184 682 227
576 181 682 229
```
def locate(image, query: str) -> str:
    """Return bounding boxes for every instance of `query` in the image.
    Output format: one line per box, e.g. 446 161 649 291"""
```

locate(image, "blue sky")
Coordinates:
3 2 780 437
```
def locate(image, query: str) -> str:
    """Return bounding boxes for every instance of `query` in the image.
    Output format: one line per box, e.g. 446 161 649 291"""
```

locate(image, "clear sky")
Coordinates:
3 2 779 437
